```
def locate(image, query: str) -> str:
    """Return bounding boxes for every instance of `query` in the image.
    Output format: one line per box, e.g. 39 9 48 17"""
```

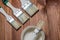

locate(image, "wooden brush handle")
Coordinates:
36 20 45 30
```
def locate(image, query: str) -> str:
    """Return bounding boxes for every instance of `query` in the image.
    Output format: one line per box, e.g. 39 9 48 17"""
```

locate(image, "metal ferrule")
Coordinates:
34 28 40 34
22 1 32 10
7 16 14 23
14 10 23 17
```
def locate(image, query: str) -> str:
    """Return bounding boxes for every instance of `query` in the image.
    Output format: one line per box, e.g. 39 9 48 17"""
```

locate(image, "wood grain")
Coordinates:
0 0 60 40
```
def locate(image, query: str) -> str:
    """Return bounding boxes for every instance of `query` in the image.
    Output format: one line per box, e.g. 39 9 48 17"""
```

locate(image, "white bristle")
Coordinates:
36 20 45 30
6 2 29 24
10 20 21 29
0 7 21 29
18 13 29 23
24 4 38 16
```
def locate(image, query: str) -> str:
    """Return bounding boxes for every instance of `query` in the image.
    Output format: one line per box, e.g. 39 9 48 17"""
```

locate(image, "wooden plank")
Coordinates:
0 1 5 40
46 1 60 40
0 0 60 40
0 0 12 40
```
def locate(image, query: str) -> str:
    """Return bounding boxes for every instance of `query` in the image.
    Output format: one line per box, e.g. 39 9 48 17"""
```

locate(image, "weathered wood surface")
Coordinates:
0 0 60 40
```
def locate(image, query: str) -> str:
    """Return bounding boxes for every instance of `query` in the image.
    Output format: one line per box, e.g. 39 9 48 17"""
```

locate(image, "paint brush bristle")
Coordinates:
10 20 21 29
25 4 38 16
17 13 29 24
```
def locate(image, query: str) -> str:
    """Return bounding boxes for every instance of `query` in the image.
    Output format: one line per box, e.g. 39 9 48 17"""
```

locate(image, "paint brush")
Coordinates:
0 7 21 30
20 0 39 16
2 0 29 24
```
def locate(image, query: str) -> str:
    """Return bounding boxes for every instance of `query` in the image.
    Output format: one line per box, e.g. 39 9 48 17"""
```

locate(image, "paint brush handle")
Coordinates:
36 20 45 30
0 7 14 23
0 7 10 18
2 0 8 5
2 0 19 13
33 20 45 34
6 2 23 16
6 2 16 12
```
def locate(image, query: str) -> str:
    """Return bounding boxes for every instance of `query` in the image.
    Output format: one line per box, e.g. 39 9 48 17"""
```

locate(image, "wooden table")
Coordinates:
0 0 60 40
